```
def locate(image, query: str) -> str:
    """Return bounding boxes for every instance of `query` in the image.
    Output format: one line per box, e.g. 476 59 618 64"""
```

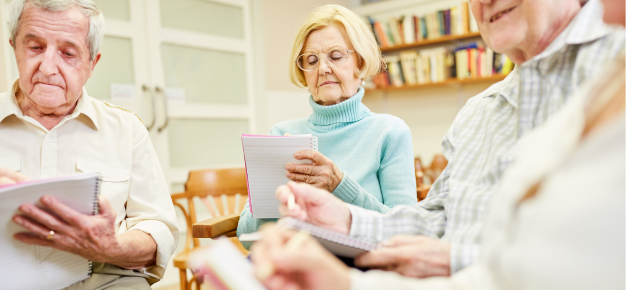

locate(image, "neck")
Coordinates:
506 4 581 64
16 90 77 130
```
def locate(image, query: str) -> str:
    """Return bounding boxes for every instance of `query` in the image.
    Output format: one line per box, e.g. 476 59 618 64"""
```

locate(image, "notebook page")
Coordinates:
281 218 378 258
242 135 316 218
0 173 98 290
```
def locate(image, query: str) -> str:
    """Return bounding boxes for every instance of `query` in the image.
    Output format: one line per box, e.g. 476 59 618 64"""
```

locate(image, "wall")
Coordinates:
0 4 9 92
255 0 352 134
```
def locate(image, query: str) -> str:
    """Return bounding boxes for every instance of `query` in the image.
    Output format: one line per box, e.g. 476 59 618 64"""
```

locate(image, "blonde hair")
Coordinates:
289 5 383 88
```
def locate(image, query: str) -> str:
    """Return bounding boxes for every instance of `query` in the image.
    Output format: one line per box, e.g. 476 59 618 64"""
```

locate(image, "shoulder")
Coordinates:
92 97 145 126
367 113 409 131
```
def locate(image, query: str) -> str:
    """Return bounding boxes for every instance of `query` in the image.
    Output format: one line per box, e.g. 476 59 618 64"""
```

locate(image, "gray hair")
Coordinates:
8 0 105 61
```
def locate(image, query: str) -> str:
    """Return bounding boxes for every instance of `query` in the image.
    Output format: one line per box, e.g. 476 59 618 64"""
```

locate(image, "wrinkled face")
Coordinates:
301 24 361 106
11 4 99 111
469 0 580 62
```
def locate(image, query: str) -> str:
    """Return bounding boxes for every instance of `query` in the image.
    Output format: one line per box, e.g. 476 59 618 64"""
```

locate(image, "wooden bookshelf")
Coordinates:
380 32 482 52
368 74 507 92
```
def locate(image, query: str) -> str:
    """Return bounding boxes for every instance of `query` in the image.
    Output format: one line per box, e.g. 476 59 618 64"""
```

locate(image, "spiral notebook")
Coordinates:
0 172 100 290
241 134 318 218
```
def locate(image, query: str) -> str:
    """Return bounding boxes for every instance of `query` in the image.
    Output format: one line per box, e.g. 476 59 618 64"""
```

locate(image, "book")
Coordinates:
241 134 319 218
189 239 265 290
281 218 378 258
0 173 100 290
239 218 379 258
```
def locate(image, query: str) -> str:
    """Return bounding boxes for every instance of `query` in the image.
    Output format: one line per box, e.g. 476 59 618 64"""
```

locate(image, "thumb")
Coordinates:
287 181 329 205
98 196 116 218
283 133 292 136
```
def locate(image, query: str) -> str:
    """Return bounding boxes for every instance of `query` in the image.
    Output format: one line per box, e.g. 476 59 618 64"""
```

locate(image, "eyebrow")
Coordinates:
303 44 348 54
23 33 81 49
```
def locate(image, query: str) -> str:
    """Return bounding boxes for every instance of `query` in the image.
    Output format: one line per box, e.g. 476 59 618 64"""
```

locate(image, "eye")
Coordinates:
330 51 345 60
307 55 318 65
64 52 74 57
29 46 42 51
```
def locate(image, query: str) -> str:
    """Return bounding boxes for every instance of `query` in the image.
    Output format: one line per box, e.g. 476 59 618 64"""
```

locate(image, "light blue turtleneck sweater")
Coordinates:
237 88 417 248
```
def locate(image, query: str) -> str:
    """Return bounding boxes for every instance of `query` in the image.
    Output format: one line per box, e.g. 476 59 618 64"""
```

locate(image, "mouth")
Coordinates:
319 81 338 87
489 6 516 23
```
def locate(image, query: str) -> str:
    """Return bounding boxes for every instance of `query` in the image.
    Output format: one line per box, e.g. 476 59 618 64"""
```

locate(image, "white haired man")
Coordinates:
254 0 625 281
0 0 178 289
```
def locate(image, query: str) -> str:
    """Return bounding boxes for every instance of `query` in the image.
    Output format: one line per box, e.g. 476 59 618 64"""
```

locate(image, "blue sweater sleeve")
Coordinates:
332 119 417 212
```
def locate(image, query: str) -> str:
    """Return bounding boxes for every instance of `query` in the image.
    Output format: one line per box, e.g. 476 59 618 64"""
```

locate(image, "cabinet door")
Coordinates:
87 0 153 125
145 0 257 191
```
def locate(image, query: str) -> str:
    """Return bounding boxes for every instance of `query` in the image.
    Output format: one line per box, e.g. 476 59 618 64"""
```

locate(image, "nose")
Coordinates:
318 58 332 75
39 49 60 76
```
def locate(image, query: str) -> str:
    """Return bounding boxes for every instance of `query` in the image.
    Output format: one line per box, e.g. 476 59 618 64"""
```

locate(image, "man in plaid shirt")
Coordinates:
269 0 625 278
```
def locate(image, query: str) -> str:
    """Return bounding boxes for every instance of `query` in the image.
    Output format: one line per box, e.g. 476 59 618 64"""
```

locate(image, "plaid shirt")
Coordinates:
348 0 625 273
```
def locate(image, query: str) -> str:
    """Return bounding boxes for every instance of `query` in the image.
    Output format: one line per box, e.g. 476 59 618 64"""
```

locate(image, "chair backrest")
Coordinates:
427 154 448 184
414 157 425 188
171 168 248 250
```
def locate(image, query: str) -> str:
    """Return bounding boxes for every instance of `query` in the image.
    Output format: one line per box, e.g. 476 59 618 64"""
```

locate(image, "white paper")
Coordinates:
242 135 316 218
0 173 99 290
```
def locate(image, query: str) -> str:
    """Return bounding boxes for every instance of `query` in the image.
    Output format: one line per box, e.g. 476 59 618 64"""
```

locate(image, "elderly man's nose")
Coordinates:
39 51 60 76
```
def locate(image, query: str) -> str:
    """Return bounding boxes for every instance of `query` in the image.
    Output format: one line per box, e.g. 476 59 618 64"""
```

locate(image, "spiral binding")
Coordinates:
89 175 102 275
311 136 319 151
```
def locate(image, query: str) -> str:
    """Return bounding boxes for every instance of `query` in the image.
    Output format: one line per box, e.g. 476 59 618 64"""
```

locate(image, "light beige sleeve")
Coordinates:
124 117 179 281
349 264 495 290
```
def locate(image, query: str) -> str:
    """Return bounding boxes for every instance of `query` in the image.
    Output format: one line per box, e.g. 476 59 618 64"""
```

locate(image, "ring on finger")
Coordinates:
46 230 55 240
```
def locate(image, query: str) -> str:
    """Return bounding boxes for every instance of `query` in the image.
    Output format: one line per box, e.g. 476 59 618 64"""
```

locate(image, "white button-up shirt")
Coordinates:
0 80 179 282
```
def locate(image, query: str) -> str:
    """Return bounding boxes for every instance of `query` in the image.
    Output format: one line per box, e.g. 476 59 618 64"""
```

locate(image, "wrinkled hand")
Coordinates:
277 182 351 234
0 168 29 185
251 224 350 290
286 150 343 192
12 196 129 265
355 235 451 278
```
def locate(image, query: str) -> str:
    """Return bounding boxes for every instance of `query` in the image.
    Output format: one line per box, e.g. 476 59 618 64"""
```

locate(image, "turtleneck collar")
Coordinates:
308 87 371 126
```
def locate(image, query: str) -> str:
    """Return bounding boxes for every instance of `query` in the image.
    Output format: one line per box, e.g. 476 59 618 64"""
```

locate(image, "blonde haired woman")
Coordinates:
238 5 417 246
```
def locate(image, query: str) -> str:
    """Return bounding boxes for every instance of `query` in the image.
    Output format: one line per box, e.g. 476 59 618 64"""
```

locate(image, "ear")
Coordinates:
88 52 101 78
9 38 14 49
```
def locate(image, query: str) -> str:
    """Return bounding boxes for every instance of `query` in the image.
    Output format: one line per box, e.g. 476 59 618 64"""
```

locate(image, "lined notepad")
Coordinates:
281 218 378 258
242 134 318 218
0 173 100 290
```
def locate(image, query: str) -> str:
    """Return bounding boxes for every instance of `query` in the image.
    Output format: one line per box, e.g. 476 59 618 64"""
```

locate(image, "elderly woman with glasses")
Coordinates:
237 4 417 246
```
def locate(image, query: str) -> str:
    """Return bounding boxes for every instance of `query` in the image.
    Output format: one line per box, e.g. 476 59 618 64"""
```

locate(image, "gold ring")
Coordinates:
46 230 54 240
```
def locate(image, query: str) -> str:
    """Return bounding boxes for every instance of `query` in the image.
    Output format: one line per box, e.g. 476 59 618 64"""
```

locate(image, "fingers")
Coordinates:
283 133 292 136
293 150 327 165
354 247 407 268
14 204 71 234
13 232 56 247
0 168 29 184
97 196 116 218
0 176 16 185
40 196 85 227
287 182 331 205
285 163 317 176
382 235 426 247
286 172 313 184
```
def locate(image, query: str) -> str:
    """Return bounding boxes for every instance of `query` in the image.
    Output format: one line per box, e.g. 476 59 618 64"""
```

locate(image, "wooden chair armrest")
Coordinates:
193 213 240 239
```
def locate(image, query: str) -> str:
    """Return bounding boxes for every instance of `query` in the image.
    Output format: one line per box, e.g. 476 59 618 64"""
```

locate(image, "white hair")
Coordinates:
8 0 105 61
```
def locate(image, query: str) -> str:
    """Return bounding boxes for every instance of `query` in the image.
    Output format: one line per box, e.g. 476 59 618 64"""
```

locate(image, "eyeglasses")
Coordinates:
296 47 355 71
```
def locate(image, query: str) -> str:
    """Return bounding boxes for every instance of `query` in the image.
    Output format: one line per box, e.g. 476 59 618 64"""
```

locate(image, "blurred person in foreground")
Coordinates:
237 5 417 248
0 0 178 288
252 0 625 280
250 0 625 287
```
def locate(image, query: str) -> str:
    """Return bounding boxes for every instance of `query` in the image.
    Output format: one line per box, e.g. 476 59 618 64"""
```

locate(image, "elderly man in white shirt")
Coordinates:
0 0 178 289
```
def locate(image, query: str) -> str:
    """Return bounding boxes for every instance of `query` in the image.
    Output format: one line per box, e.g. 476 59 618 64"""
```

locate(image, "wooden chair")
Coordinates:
170 168 249 290
414 154 449 201
414 157 430 201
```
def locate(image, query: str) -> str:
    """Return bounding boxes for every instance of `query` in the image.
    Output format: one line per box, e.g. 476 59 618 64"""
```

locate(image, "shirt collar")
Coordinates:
481 68 520 109
0 79 99 130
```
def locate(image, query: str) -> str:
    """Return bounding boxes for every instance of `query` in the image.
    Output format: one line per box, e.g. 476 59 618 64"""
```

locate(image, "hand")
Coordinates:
277 182 351 234
286 150 343 192
12 196 156 268
251 224 350 290
0 168 29 185
355 235 451 278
